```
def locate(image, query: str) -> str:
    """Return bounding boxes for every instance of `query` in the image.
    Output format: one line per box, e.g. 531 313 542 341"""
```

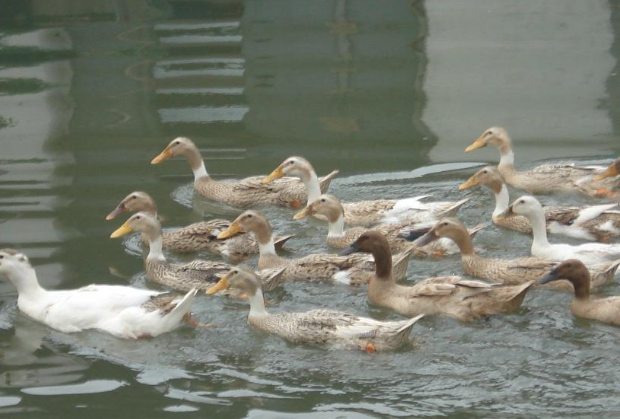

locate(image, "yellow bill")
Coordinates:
293 206 314 220
217 221 243 239
262 166 284 184
458 176 479 191
465 136 486 152
110 221 133 238
205 275 230 295
151 147 173 165
593 164 619 181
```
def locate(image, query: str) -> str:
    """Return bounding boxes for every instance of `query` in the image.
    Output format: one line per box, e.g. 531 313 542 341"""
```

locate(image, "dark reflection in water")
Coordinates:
1 0 620 417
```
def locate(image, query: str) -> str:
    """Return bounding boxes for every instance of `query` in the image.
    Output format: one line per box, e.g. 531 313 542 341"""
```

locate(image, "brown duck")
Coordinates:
217 210 412 285
106 191 291 262
110 212 285 294
340 231 535 322
151 137 338 208
539 259 620 326
414 218 620 291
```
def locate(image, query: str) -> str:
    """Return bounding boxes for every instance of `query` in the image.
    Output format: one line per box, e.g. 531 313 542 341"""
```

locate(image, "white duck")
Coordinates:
0 249 197 339
502 196 620 265
264 156 468 227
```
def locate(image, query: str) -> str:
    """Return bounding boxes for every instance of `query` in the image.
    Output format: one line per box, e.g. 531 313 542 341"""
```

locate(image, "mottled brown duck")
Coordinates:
340 231 535 322
151 137 338 208
206 266 424 352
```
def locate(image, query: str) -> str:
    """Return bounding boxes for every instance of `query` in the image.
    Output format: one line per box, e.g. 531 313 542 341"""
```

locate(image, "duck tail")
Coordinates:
165 288 197 326
260 267 287 292
274 235 293 251
469 222 491 239
441 198 470 217
396 314 424 335
318 169 340 193
392 249 413 280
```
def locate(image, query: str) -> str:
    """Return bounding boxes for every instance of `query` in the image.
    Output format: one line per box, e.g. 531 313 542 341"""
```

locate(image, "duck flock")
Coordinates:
1 127 620 352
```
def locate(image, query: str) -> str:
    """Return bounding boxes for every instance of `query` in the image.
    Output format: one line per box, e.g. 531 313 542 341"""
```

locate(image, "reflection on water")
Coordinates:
1 0 620 417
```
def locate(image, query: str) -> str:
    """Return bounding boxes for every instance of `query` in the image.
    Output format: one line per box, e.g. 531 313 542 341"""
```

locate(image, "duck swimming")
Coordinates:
538 259 620 327
295 194 484 257
110 212 285 293
206 266 424 352
502 196 620 265
465 127 616 195
106 191 291 262
217 210 412 285
459 167 620 241
151 138 338 208
340 231 535 322
264 156 468 227
0 249 197 339
413 218 620 290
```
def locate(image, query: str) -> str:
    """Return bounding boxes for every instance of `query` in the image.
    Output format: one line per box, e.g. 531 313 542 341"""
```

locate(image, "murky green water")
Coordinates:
1 1 620 417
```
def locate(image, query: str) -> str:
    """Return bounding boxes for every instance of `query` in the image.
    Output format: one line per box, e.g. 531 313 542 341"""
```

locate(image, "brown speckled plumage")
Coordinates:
209 268 423 351
341 231 535 322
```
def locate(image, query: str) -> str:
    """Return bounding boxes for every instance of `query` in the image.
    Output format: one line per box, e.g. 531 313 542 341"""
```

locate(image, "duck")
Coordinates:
502 196 620 265
151 137 339 208
465 127 617 195
591 158 620 198
217 210 412 285
459 166 620 241
0 248 198 339
206 266 423 352
263 156 468 227
538 259 620 327
294 194 485 258
413 218 620 291
339 231 535 322
110 212 285 294
106 191 291 263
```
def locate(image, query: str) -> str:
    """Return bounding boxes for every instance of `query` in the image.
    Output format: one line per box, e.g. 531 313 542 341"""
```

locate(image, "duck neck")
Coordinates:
449 229 475 256
146 227 166 262
528 210 550 248
492 184 510 217
572 279 590 300
498 150 515 174
327 214 346 238
248 289 268 317
186 146 209 181
256 225 276 257
372 244 392 280
8 266 45 297
301 170 321 203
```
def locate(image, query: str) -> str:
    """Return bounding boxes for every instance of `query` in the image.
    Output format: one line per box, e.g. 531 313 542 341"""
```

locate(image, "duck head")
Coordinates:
294 194 343 222
466 127 512 154
263 156 315 184
538 259 591 298
206 266 260 296
106 191 156 220
593 158 620 181
110 211 161 239
459 166 504 193
217 211 271 241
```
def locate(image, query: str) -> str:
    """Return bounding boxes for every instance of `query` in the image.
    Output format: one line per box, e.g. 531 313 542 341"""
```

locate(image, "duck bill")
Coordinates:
538 268 559 285
496 205 514 220
205 275 230 295
110 221 133 238
412 230 439 247
151 147 173 165
105 205 126 221
293 206 315 220
217 221 243 239
465 136 486 152
458 176 479 191
339 242 360 256
263 166 284 184
593 164 619 181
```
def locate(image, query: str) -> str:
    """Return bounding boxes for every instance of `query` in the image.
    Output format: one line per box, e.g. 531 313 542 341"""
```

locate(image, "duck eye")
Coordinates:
519 200 524 204
136 216 141 220
233 270 238 274
131 195 137 199
0 255 4 259
246 214 253 219
320 199 326 203
288 161 294 165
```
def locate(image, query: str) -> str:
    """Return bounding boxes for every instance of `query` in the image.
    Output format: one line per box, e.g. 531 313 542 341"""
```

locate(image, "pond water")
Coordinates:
1 1 620 417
